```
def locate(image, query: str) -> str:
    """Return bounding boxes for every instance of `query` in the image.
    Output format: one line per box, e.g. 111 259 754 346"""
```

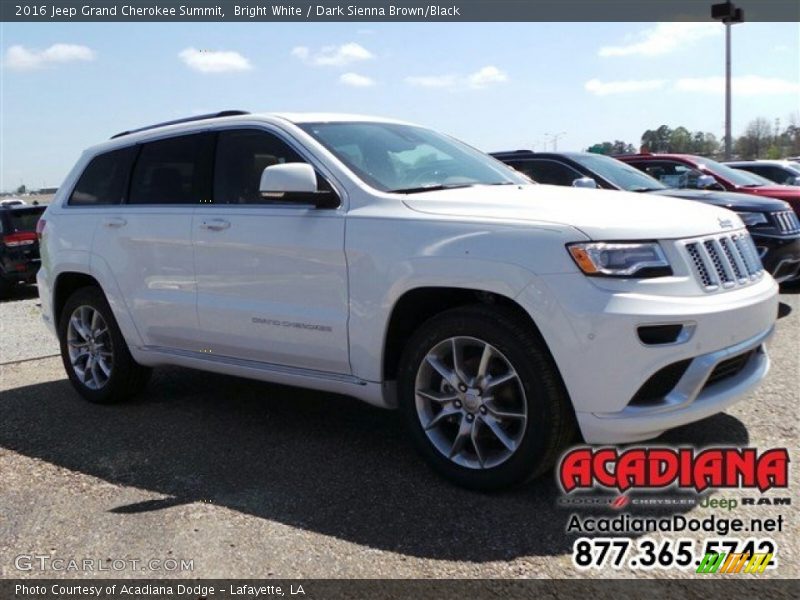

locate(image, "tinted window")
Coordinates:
629 160 704 189
509 159 582 186
9 209 45 232
69 146 137 206
569 153 666 191
129 133 214 205
214 129 306 205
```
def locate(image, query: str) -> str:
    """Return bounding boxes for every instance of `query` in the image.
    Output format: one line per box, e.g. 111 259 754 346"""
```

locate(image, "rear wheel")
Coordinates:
398 305 575 490
58 286 151 403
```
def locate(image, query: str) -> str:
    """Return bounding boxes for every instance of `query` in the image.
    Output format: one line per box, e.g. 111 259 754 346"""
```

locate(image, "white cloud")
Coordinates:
339 72 375 87
292 42 373 67
585 78 667 96
599 22 719 57
405 66 508 90
179 47 252 73
4 43 95 70
674 75 800 96
466 66 508 89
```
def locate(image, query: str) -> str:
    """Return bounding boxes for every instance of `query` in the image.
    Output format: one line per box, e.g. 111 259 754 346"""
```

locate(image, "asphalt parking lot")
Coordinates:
0 284 798 579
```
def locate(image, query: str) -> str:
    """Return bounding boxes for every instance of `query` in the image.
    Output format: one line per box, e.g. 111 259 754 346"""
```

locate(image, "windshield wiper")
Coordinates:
389 183 478 194
630 186 665 192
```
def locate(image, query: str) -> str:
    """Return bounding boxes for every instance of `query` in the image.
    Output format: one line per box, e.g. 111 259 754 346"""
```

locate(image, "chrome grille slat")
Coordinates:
733 234 760 278
718 236 747 281
683 231 764 292
772 210 800 234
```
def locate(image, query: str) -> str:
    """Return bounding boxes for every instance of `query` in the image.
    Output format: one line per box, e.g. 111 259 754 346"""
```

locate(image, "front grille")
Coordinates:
683 232 764 292
703 350 755 389
772 210 800 234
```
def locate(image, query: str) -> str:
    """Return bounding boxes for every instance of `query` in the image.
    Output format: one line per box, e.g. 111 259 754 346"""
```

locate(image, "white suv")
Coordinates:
38 112 778 489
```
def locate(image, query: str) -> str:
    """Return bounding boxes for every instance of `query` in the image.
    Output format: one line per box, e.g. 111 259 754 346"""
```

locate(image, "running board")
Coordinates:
133 345 389 408
140 345 366 385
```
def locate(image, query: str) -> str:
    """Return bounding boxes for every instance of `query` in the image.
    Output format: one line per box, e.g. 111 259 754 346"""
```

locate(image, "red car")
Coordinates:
616 153 800 218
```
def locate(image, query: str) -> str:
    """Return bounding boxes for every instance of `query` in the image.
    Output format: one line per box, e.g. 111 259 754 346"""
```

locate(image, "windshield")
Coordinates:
299 122 528 193
570 153 667 191
695 156 771 187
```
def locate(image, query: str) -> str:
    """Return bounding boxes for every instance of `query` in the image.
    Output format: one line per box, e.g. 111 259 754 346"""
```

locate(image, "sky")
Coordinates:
1 21 798 191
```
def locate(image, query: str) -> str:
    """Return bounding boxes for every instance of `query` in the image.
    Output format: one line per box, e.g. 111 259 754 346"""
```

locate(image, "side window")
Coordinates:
129 133 214 205
635 160 699 188
68 146 137 206
509 159 582 186
214 129 308 205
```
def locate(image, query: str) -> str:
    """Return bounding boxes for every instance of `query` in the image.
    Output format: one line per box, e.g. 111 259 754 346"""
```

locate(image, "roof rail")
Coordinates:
110 110 250 139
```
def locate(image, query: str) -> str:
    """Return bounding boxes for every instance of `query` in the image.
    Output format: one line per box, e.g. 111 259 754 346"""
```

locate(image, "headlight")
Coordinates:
736 211 768 227
567 242 672 277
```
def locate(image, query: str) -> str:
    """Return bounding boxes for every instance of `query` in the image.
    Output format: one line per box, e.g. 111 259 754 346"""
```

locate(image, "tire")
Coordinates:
398 304 576 490
58 286 151 404
0 277 12 299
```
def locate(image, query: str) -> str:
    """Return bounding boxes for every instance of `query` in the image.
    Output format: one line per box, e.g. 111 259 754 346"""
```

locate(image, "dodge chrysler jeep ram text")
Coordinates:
38 112 778 489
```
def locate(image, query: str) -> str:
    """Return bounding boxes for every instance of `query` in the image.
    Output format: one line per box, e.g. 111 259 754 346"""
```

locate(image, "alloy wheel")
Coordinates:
66 305 113 390
414 336 528 469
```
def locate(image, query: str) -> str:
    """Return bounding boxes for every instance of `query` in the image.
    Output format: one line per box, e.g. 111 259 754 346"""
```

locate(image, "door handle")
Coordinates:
103 217 127 228
200 219 231 231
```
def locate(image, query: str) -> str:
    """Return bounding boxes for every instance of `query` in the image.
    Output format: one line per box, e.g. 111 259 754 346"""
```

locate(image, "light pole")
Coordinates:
712 1 744 160
545 131 566 151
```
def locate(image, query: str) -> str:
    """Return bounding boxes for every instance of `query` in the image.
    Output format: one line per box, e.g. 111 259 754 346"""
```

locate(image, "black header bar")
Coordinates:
2 0 799 22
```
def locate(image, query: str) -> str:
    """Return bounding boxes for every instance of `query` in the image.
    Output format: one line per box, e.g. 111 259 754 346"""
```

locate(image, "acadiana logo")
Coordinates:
558 447 789 493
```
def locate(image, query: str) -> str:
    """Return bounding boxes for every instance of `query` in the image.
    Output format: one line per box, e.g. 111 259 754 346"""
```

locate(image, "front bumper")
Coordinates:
754 234 800 283
576 326 772 443
517 273 778 444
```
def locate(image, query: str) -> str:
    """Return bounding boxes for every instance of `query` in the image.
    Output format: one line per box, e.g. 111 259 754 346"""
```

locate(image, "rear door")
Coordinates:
91 134 213 351
192 127 350 373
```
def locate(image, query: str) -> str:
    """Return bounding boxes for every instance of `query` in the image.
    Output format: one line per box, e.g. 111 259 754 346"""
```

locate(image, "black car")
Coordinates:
491 150 800 283
0 204 45 296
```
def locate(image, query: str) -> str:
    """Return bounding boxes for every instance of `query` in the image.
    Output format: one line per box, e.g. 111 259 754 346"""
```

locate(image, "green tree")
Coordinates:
734 118 773 159
587 140 635 155
669 126 692 153
15 184 26 195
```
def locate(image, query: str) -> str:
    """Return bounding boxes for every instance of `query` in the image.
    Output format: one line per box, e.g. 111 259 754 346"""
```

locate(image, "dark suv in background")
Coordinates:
614 153 800 217
725 160 800 187
0 204 45 296
492 150 800 283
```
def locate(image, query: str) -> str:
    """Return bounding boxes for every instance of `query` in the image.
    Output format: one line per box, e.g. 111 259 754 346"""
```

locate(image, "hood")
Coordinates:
647 188 790 211
736 185 800 212
402 184 743 241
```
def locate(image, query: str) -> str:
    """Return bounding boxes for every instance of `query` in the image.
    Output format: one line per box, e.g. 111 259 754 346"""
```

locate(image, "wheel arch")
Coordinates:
53 271 102 329
381 286 554 383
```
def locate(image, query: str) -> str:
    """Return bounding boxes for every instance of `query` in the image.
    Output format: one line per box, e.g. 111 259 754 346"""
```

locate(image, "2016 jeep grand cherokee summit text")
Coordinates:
38 111 778 489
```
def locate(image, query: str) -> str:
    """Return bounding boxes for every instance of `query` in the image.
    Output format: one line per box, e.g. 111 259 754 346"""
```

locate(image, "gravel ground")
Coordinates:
0 286 58 364
0 285 797 580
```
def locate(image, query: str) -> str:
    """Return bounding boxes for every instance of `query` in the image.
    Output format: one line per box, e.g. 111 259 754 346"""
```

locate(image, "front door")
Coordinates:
193 128 350 374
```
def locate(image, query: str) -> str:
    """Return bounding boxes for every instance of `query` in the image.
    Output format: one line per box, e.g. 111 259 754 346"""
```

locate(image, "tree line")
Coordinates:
587 114 800 159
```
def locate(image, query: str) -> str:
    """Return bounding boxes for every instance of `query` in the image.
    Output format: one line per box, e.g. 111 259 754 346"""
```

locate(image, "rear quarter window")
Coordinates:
129 133 214 205
69 146 138 206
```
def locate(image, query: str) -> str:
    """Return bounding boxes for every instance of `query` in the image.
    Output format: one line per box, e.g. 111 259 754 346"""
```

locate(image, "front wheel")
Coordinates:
58 286 151 404
398 305 575 490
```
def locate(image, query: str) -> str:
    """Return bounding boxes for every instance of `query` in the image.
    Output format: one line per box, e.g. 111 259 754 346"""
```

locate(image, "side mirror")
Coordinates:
260 163 318 195
695 174 717 190
572 177 598 189
259 163 338 208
